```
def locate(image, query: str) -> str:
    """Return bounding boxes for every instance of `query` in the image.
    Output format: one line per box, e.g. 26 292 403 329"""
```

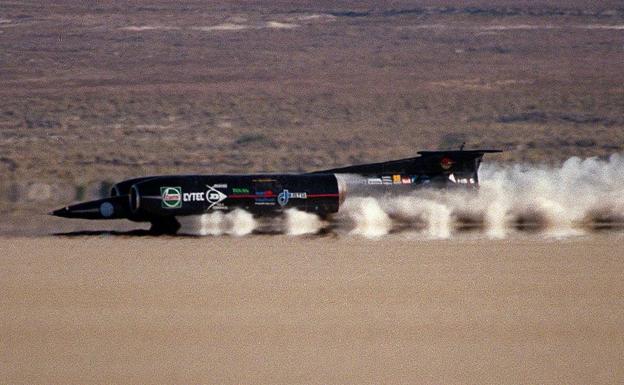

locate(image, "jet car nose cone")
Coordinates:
50 207 69 217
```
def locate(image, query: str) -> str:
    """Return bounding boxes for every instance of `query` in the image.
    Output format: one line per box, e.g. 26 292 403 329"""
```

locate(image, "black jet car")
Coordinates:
52 149 500 234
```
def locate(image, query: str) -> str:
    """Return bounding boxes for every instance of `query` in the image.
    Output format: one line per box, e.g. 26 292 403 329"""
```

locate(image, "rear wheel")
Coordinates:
149 217 181 235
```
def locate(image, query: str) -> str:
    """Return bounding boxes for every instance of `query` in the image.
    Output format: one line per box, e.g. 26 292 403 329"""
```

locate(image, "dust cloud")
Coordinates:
340 154 624 238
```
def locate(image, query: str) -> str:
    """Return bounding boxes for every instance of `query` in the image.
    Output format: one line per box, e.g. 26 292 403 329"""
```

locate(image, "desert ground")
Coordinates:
1 0 623 222
1 236 623 384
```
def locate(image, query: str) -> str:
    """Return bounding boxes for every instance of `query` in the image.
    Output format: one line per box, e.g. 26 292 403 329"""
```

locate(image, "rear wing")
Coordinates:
312 149 502 185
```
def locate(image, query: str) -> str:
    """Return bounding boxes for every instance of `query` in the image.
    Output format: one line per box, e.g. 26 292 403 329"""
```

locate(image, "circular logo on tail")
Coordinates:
440 157 454 170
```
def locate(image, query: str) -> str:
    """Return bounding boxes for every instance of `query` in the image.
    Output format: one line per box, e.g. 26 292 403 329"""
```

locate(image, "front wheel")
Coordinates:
149 217 181 235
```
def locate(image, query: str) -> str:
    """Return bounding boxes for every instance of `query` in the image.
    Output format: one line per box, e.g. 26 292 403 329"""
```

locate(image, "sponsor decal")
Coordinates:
232 187 250 194
277 190 308 206
455 177 475 184
255 190 276 205
393 175 401 184
162 184 228 210
277 191 289 206
382 176 393 185
161 186 182 208
367 178 383 185
441 157 454 170
412 175 431 184
205 184 228 210
183 192 204 202
401 176 411 184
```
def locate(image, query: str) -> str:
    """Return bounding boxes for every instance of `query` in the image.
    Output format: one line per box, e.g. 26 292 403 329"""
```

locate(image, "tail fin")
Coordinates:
313 149 501 186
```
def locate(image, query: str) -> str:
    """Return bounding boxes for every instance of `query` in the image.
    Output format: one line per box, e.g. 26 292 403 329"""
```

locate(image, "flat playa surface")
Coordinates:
2 236 623 384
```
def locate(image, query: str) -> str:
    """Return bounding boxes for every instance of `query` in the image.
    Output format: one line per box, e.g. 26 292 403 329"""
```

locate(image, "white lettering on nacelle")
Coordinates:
183 192 205 202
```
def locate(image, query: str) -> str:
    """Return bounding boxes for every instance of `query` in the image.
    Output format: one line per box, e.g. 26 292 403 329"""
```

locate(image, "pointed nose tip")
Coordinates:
50 207 69 217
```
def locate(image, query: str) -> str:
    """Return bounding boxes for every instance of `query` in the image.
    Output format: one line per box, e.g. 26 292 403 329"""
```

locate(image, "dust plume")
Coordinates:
179 209 256 236
284 209 325 235
339 197 392 238
340 154 624 238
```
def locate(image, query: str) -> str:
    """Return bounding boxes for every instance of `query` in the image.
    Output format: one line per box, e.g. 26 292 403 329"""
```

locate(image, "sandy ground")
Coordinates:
1 236 623 384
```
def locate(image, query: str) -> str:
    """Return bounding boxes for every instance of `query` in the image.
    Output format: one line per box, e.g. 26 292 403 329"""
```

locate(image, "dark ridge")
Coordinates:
382 8 426 17
331 7 624 19
497 112 547 124
574 139 596 148
329 11 370 18
558 114 617 126
497 112 620 125
463 7 521 16
24 119 61 129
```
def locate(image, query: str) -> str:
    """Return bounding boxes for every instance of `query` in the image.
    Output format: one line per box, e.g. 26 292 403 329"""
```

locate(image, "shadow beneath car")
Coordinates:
51 229 200 237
